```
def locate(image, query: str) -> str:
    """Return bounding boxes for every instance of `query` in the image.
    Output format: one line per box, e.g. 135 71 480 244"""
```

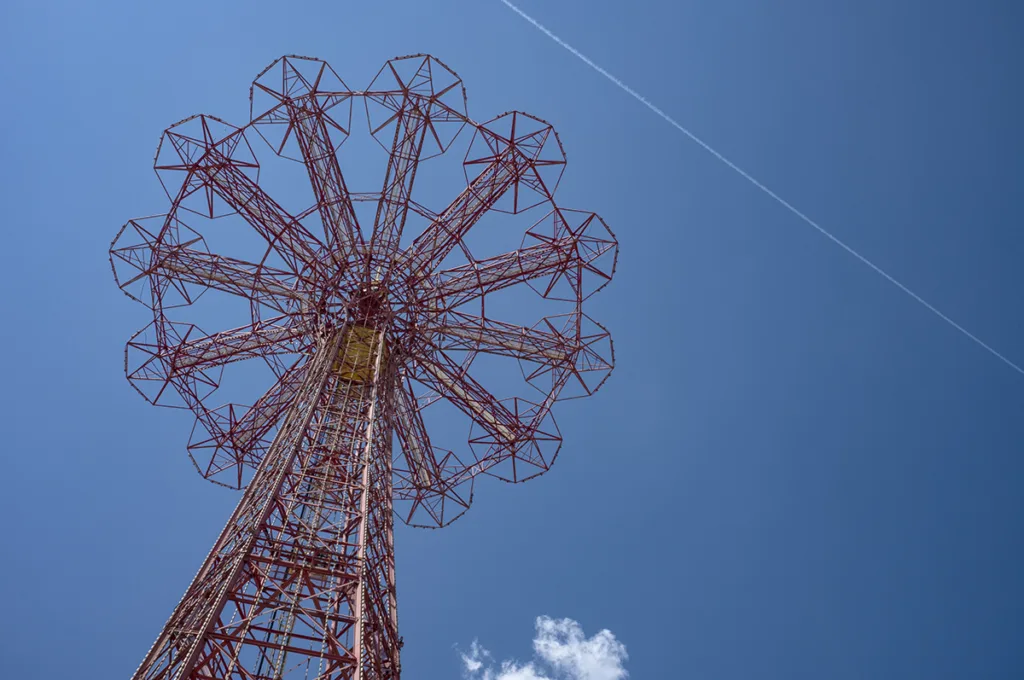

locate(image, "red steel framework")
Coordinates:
110 54 617 680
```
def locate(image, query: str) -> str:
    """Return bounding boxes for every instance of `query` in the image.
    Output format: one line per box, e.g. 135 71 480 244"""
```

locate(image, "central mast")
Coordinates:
130 316 397 680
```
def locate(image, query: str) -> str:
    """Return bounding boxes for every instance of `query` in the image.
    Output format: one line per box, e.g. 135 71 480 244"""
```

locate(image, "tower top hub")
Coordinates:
348 283 390 328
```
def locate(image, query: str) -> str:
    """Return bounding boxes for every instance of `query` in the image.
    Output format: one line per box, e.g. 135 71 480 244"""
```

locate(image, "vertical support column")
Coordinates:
129 322 399 680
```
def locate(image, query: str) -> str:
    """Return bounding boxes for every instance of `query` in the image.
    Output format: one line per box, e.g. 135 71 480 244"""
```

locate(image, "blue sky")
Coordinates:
2 0 1023 678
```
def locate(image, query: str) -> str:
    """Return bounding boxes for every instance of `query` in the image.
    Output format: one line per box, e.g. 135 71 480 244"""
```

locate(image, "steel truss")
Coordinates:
111 54 617 680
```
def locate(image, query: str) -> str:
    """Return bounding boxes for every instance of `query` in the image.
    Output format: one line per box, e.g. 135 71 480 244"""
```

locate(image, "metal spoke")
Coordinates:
153 247 304 311
284 101 364 263
193 148 324 274
424 312 570 365
168 317 307 372
367 101 427 277
411 348 519 446
390 374 436 488
424 239 567 306
189 358 309 488
402 146 522 277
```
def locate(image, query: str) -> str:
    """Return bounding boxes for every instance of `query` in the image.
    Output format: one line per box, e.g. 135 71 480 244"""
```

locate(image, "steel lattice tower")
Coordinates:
110 55 617 680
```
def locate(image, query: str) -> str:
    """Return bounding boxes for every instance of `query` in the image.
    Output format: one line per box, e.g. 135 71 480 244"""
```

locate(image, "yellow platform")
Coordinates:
333 326 387 383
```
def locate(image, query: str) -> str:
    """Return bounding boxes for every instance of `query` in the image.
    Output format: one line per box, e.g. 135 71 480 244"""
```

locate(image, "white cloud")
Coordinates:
461 617 628 680
462 640 489 674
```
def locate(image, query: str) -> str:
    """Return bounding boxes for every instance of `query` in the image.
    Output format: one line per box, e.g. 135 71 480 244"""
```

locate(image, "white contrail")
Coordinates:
500 0 1023 377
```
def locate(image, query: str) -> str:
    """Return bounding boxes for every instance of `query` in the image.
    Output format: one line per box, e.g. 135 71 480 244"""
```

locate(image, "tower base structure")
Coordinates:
132 327 398 680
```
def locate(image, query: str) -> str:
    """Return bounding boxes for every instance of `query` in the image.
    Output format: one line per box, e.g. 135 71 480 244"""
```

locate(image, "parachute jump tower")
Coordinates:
111 55 617 680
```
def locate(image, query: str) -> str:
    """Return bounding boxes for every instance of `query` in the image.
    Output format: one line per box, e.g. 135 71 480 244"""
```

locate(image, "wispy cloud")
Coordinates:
461 616 628 680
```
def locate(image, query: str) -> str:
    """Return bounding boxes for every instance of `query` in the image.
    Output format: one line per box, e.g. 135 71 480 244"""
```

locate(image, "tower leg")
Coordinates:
130 327 399 680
